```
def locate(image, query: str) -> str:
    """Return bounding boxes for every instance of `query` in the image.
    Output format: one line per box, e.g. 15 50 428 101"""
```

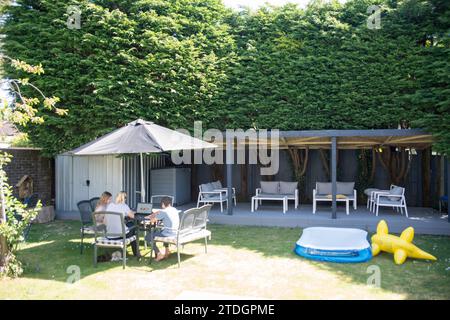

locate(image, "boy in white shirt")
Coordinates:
145 197 180 261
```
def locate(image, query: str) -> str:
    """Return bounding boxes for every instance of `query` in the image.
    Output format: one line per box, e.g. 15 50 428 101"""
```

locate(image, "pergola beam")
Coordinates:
387 135 432 143
279 128 430 138
212 131 433 150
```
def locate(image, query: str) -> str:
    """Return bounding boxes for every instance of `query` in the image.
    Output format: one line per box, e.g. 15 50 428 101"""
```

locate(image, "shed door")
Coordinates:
72 157 89 205
88 156 107 199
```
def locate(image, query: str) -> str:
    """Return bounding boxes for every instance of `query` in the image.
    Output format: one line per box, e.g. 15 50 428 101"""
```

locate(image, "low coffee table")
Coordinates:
313 195 350 215
251 195 287 214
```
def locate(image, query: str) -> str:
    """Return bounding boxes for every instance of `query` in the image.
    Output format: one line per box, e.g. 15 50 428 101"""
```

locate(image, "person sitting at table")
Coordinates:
107 191 135 219
145 197 180 261
106 191 140 258
94 191 112 224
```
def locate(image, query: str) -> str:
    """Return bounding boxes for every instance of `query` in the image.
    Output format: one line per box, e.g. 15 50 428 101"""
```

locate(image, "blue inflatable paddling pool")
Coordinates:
294 227 372 263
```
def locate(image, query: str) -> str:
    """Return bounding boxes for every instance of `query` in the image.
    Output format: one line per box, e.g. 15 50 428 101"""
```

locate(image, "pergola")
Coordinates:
221 129 446 219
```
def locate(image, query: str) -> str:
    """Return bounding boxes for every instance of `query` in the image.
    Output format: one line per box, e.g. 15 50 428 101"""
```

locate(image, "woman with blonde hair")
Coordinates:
114 191 127 205
106 191 140 257
108 191 134 218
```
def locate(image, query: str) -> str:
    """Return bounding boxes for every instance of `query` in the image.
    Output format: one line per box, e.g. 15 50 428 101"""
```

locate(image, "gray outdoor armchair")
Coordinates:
210 180 237 206
197 181 236 212
365 185 395 212
373 185 408 217
150 204 212 268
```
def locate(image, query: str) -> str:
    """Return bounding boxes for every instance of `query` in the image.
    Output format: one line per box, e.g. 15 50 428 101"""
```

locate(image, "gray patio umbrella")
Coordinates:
69 119 216 202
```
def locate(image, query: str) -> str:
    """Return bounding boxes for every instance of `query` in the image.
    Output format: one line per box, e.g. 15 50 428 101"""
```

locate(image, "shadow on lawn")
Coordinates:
17 220 450 299
17 221 196 282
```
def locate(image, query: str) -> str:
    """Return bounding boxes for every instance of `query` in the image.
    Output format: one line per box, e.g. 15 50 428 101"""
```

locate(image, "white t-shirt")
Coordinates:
158 206 180 236
107 203 131 216
105 202 132 235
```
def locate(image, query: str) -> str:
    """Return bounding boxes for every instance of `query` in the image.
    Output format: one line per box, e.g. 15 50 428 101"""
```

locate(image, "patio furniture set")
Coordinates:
77 195 212 269
251 181 298 214
364 185 409 217
197 179 410 216
76 179 413 269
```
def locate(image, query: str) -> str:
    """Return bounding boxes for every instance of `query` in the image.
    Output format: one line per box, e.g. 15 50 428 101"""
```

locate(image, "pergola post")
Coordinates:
331 136 337 219
226 132 233 215
447 156 450 223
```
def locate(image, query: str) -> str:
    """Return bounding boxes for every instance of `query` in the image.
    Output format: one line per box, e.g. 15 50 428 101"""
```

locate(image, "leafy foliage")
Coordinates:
1 0 235 155
0 153 40 277
0 49 60 278
1 0 449 154
214 0 449 154
0 55 64 125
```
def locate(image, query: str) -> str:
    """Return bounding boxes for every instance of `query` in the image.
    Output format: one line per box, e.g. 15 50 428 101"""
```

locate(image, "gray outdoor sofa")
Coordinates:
313 182 357 215
251 181 299 214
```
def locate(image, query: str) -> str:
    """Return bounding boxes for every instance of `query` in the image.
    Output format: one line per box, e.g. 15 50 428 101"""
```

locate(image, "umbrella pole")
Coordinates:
140 152 145 203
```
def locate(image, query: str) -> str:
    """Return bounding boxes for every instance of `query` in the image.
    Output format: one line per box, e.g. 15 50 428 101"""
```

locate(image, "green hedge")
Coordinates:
1 0 449 155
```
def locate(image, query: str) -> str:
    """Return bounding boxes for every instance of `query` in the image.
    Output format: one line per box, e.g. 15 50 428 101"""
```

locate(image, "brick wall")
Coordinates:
0 148 54 205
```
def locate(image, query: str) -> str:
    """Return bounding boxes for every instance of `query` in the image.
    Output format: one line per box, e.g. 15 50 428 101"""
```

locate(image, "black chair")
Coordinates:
13 213 32 242
77 200 95 254
14 193 40 241
24 193 39 208
89 197 100 211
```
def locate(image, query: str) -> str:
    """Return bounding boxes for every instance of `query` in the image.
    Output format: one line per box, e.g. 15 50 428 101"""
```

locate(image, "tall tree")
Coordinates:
215 0 449 151
1 0 235 156
1 0 448 155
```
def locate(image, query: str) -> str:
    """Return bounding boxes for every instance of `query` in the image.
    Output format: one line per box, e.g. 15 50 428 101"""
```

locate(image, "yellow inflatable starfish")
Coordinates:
371 220 437 265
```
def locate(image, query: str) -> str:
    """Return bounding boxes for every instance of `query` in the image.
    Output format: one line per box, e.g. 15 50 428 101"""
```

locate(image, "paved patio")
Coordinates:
57 200 450 236
179 202 450 235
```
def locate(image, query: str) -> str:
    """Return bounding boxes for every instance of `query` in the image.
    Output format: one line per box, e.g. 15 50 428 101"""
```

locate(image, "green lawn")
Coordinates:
1 220 449 299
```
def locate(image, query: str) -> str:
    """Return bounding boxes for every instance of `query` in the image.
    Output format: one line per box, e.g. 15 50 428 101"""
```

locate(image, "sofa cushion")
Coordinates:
279 181 297 195
315 194 347 200
316 182 331 195
201 183 215 198
211 180 222 189
379 198 402 205
97 235 136 246
337 182 355 196
202 183 214 192
260 181 279 194
201 194 225 201
388 186 403 201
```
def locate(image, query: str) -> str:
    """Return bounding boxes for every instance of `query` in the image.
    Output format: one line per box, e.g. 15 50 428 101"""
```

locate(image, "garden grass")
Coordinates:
0 220 449 299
